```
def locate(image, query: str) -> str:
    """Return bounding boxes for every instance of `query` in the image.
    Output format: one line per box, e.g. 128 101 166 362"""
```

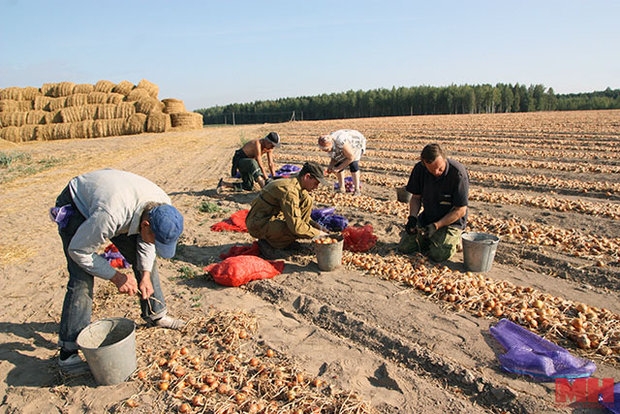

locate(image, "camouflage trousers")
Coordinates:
397 226 462 262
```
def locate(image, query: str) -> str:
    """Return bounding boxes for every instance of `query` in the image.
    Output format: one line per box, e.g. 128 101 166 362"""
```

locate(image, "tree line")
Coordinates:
196 84 620 125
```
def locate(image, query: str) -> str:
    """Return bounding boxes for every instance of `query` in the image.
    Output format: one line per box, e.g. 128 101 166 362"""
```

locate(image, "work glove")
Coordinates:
405 215 418 235
421 223 437 238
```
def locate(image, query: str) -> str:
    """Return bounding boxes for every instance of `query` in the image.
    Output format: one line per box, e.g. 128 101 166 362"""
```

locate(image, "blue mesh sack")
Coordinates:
311 208 349 232
489 319 596 381
600 382 620 413
275 164 301 177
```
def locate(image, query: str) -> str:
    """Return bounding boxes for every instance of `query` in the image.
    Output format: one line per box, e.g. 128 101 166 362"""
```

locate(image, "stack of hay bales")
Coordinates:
0 79 203 143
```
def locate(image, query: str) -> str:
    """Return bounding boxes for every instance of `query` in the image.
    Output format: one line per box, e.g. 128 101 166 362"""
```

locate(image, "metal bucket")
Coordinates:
461 232 500 272
76 317 137 385
396 186 411 203
314 234 344 271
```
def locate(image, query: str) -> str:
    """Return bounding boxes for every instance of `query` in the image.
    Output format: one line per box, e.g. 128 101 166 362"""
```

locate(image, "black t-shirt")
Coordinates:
405 158 469 229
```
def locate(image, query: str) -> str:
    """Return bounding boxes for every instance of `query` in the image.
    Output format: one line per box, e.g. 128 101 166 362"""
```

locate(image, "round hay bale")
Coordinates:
170 112 203 130
19 124 38 141
124 113 147 135
94 80 115 93
33 96 52 110
95 104 118 120
92 119 109 138
134 97 164 114
65 93 90 107
41 83 58 96
136 79 159 99
125 87 151 102
73 83 95 94
0 112 27 127
25 110 50 125
0 99 33 112
106 118 125 137
0 87 23 101
35 124 53 141
69 120 94 139
87 92 108 104
47 97 67 111
116 102 136 119
106 93 125 105
54 82 76 97
60 105 97 123
21 86 42 100
50 123 72 140
162 98 186 114
146 112 171 133
0 126 21 142
111 80 134 96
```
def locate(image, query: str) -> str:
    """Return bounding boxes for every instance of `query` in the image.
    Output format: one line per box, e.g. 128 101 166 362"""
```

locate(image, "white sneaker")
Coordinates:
150 315 185 330
58 353 90 375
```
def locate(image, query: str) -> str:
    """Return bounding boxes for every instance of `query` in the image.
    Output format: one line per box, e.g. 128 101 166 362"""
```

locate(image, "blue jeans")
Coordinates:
56 185 167 352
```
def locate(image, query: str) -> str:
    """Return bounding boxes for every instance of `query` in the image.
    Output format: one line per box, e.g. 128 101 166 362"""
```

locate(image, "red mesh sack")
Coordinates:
342 224 378 252
204 255 285 287
210 209 249 232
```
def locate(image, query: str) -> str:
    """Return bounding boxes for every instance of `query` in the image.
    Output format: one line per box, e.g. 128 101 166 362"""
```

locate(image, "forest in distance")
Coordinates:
197 83 620 125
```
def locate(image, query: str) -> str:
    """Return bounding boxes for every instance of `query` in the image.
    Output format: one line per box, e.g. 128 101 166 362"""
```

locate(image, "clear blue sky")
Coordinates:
1 0 618 111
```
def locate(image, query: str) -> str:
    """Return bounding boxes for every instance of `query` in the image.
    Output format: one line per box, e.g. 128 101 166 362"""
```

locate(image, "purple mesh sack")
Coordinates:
311 208 349 232
600 382 620 413
275 164 301 177
489 319 596 381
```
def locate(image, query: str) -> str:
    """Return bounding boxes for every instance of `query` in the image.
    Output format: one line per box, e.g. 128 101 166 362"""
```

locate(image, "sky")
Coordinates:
1 0 618 111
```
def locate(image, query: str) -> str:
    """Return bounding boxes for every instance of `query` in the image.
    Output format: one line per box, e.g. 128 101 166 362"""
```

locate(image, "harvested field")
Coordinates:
0 110 618 413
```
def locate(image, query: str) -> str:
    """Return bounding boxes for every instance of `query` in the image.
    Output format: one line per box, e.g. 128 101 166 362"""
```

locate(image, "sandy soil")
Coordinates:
1 110 619 413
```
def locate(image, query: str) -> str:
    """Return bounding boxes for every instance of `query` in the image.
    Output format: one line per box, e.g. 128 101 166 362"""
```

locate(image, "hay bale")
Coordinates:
112 80 134 96
87 92 108 104
146 112 171 133
0 99 33 112
136 79 159 99
60 105 97 123
124 113 147 135
170 112 203 130
25 110 50 125
34 124 53 141
50 123 72 140
73 83 95 94
106 93 125 104
33 96 52 110
162 98 186 114
0 112 27 127
48 97 68 111
21 86 42 100
126 87 151 102
0 126 21 142
19 124 38 141
94 80 115 93
134 97 164 114
69 120 94 139
41 83 58 96
65 93 90 107
0 87 23 100
92 119 108 138
53 82 76 97
116 102 136 118
106 118 125 137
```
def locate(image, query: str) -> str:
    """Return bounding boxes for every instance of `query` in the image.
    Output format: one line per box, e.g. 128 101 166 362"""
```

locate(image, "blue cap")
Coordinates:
149 204 184 258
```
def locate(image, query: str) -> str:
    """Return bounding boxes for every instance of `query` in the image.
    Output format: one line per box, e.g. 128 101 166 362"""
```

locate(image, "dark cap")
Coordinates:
265 132 280 147
298 161 328 185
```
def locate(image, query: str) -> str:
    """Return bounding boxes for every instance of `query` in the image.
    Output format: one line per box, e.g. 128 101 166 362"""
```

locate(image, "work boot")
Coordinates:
58 350 90 376
149 315 185 330
257 239 287 260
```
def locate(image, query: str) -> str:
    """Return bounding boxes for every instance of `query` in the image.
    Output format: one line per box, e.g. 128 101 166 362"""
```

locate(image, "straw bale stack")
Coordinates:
170 112 203 130
112 80 134 96
146 112 171 133
162 98 186 114
94 80 115 93
1 78 202 142
73 83 95 94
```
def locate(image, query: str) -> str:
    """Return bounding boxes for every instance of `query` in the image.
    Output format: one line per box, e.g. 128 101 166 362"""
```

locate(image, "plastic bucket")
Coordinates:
314 234 344 271
461 232 500 272
76 317 137 385
396 186 411 203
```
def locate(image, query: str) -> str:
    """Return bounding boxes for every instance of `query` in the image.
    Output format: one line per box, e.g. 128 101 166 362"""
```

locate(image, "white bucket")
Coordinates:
76 317 137 385
461 232 500 272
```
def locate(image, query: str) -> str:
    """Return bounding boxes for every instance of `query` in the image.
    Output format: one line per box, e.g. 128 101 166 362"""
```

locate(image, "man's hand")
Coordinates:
110 271 138 296
138 272 154 300
405 215 418 235
421 223 438 238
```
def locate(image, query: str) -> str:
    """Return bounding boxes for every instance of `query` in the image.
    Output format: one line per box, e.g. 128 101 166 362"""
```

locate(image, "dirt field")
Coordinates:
1 110 619 413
